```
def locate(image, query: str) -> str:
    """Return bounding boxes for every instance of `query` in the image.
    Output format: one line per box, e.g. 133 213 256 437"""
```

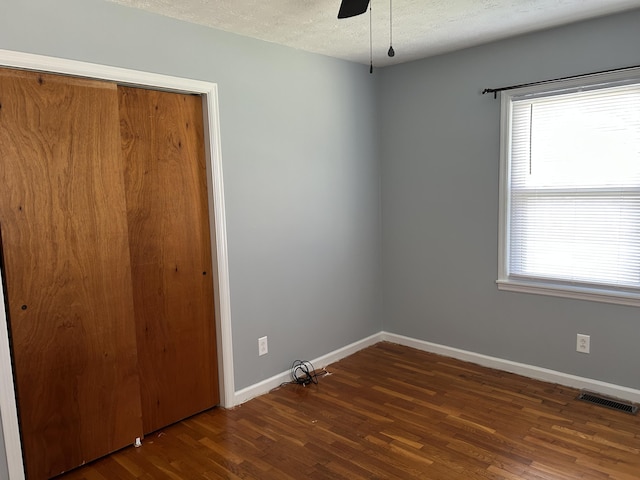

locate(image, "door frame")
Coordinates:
0 49 235 480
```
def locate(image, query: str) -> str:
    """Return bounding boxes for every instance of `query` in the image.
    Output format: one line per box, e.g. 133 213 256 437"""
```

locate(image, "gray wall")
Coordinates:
0 0 381 473
379 9 640 390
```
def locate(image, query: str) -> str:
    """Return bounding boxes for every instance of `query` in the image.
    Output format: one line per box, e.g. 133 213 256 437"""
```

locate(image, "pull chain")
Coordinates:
388 0 395 57
369 3 373 73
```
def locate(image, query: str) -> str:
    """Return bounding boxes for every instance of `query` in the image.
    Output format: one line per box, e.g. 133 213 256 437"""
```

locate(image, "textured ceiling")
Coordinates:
108 0 640 67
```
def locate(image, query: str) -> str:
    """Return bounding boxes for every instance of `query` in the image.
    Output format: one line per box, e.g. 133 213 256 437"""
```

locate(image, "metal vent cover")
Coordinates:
577 391 638 415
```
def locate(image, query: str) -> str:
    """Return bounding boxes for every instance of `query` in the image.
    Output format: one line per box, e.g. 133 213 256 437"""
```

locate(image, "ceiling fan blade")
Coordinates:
337 0 370 18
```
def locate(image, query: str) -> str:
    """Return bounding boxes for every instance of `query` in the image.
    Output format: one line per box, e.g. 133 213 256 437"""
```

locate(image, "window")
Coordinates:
498 68 640 306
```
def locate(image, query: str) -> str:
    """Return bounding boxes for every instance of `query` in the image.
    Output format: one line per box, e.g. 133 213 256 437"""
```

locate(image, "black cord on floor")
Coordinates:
278 360 329 387
291 360 318 385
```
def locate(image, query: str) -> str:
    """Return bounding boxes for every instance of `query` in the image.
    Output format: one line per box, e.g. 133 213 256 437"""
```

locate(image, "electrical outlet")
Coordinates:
576 334 590 354
258 336 268 356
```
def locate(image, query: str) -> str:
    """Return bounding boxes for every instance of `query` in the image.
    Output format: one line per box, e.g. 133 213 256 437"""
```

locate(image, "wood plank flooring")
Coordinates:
57 342 640 479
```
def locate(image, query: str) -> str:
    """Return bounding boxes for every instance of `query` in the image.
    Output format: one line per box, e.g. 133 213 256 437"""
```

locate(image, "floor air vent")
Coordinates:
577 391 638 415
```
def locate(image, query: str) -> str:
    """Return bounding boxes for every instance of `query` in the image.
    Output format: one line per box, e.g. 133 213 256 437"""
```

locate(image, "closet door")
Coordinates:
0 69 143 479
119 87 219 434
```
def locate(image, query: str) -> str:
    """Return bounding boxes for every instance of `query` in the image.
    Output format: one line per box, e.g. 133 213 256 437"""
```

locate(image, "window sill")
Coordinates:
496 279 640 308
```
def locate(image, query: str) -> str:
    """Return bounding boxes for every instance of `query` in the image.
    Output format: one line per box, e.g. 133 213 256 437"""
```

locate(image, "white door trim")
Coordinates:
0 49 235 480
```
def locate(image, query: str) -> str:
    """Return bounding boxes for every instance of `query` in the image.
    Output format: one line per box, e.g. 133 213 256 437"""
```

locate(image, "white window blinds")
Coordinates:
500 72 640 304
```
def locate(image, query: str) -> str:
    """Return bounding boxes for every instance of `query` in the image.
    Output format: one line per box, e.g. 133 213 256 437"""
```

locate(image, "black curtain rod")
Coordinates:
482 64 640 99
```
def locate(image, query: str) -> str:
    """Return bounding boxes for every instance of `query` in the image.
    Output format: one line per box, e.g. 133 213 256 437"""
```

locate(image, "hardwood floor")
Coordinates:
57 342 640 479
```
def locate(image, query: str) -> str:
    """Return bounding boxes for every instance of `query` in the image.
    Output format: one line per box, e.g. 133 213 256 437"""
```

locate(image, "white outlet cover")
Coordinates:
258 336 268 356
576 334 590 354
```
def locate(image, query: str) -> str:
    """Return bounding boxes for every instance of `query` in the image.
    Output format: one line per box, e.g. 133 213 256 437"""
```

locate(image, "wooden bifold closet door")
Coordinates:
119 86 219 435
0 68 218 479
0 69 144 479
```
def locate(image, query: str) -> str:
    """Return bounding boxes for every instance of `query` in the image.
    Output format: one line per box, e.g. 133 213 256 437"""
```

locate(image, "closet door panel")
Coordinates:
0 69 143 479
119 86 219 434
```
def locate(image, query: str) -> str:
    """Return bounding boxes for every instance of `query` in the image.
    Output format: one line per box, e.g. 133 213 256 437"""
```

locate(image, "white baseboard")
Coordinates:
232 330 640 407
381 331 640 404
233 332 384 406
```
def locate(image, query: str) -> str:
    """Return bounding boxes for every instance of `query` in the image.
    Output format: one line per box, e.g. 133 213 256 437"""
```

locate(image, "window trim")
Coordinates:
497 67 640 307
